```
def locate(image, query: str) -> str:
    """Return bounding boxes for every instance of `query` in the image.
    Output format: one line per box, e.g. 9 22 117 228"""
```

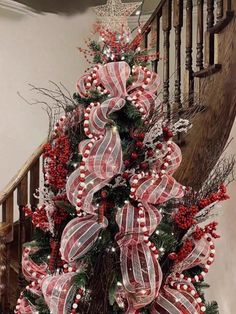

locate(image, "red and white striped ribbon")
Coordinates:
97 61 130 97
130 174 184 204
127 66 161 94
85 128 123 179
41 272 78 314
151 282 203 314
22 247 48 282
152 235 213 313
15 297 38 314
60 214 108 263
173 236 212 274
116 201 162 312
153 142 182 175
86 98 125 135
116 201 161 245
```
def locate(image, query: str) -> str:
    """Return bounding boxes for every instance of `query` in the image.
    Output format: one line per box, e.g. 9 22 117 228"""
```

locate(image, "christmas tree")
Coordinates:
15 4 233 314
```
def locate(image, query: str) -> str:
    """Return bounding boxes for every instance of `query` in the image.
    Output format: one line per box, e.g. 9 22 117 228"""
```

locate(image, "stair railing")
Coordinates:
0 141 45 311
139 0 233 116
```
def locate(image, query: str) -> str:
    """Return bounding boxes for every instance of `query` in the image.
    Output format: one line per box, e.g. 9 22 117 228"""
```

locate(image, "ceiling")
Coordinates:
9 0 158 15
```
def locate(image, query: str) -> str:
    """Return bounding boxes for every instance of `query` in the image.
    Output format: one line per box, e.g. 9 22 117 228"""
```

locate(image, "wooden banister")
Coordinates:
136 0 235 188
0 140 46 312
0 140 46 205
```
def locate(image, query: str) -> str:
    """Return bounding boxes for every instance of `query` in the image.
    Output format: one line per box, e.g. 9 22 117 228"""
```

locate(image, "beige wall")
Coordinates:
206 121 236 313
0 8 94 191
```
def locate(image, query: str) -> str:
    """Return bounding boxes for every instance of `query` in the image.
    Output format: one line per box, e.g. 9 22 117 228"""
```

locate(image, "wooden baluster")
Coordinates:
152 15 160 73
185 0 194 104
17 175 28 289
0 225 10 312
1 193 13 312
207 0 214 29
205 0 214 65
196 0 204 70
216 0 223 21
162 0 172 117
29 159 40 237
223 0 231 12
173 0 183 112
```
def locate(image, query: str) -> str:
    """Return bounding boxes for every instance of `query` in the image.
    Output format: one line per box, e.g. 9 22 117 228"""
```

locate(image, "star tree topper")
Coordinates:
93 0 142 33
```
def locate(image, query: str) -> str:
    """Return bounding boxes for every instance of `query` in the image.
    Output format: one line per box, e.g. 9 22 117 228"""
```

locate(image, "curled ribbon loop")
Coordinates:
130 174 184 204
153 141 182 175
97 61 130 97
16 298 38 314
86 128 123 179
152 234 214 313
22 247 48 282
60 214 108 262
116 202 162 312
151 282 203 314
173 236 212 273
41 272 77 314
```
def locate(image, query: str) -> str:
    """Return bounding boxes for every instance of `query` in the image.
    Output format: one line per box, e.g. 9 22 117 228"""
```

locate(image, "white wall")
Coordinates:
0 8 94 191
206 121 236 313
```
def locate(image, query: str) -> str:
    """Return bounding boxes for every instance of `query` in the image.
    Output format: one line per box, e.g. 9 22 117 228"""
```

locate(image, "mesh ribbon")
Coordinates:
41 272 77 314
153 142 182 175
16 298 38 314
22 247 48 282
60 214 108 262
130 174 184 204
152 235 213 313
116 202 162 312
152 282 202 314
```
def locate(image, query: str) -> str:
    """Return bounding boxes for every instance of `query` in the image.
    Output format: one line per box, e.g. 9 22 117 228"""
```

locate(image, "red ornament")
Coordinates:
124 160 130 167
140 162 148 170
122 172 130 179
135 141 144 148
147 149 154 157
131 152 138 160
156 143 163 150
138 132 145 140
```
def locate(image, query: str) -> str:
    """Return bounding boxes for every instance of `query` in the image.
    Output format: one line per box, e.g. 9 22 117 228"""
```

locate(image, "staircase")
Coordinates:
0 0 235 311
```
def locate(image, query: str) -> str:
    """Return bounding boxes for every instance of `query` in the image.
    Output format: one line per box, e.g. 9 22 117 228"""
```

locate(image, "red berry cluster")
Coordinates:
193 222 220 240
162 126 173 141
198 184 229 208
192 226 205 240
23 205 49 231
169 239 194 263
173 205 198 229
44 135 70 190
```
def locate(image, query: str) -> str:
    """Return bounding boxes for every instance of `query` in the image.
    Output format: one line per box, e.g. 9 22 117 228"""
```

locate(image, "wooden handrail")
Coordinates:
0 139 46 205
0 139 45 311
0 223 11 237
